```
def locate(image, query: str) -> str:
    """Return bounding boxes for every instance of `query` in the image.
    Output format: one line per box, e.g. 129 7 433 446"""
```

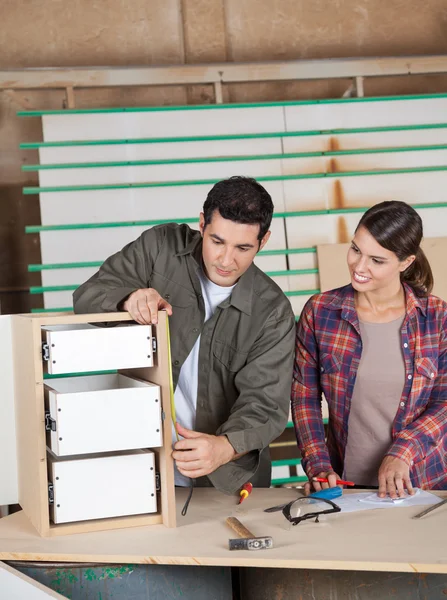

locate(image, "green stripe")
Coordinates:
31 270 319 293
22 165 447 194
25 202 447 233
19 122 447 149
272 458 303 467
44 370 117 380
285 289 320 297
325 166 447 178
271 476 308 485
31 307 73 312
16 92 447 116
30 285 77 294
22 143 447 172
22 150 323 171
28 247 317 271
20 130 323 149
260 247 317 256
33 306 303 315
266 268 318 277
327 123 447 134
28 261 103 271
23 172 326 194
285 418 328 428
326 144 447 156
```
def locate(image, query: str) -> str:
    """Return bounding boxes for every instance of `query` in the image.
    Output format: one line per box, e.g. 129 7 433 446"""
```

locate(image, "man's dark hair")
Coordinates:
202 176 274 240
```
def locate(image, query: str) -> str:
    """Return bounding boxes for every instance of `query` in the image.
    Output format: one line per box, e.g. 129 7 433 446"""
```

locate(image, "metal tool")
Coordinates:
226 517 273 551
264 486 342 513
413 497 447 519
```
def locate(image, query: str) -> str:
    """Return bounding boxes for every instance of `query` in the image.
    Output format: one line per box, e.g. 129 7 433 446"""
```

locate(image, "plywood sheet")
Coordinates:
0 488 445 573
317 237 447 302
329 129 447 151
330 149 447 172
41 268 98 287
0 316 19 505
39 180 285 225
39 138 283 164
38 158 285 187
288 294 313 316
0 562 65 599
330 171 447 209
285 98 447 131
285 214 358 248
283 179 329 212
42 107 286 141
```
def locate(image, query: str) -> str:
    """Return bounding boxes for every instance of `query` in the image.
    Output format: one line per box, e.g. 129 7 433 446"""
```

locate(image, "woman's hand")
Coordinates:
304 471 341 496
378 456 415 499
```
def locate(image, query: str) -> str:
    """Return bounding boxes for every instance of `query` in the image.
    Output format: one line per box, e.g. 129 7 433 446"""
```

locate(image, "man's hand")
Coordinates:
172 423 236 479
122 288 172 325
378 456 415 499
304 470 341 496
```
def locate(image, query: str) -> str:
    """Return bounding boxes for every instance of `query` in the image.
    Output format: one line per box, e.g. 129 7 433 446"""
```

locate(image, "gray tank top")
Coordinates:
344 315 405 486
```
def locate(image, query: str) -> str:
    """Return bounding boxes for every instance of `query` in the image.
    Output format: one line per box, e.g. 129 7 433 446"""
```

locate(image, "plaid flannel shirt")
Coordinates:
292 283 447 490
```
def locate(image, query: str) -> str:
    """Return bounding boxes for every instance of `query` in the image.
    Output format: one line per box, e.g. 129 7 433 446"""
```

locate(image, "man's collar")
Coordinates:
227 264 255 316
175 234 202 258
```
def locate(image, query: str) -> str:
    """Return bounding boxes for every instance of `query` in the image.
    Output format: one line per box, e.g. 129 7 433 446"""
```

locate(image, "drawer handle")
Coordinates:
42 342 50 361
48 483 54 505
45 410 57 432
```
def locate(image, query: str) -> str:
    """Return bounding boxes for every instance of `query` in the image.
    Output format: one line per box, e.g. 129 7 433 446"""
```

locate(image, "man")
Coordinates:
73 176 295 494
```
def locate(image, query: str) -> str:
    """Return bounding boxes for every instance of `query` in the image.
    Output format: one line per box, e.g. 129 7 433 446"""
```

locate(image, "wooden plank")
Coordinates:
0 488 445 573
12 315 49 536
317 237 447 302
0 561 65 599
2 56 447 89
0 316 19 505
128 311 176 528
49 513 163 537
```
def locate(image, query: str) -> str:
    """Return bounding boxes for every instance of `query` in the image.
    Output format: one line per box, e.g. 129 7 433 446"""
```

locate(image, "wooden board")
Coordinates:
0 316 18 505
317 237 447 302
0 562 65 599
128 311 176 529
0 488 445 573
12 315 50 536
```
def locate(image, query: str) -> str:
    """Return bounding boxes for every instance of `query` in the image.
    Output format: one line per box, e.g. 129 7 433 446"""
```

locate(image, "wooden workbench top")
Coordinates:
0 488 446 573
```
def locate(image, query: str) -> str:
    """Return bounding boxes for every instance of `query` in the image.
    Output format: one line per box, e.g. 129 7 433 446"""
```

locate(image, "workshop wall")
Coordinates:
1 0 447 312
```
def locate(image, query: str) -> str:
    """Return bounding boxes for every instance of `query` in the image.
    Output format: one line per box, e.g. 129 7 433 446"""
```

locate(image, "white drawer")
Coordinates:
45 374 162 456
49 450 157 524
42 323 153 374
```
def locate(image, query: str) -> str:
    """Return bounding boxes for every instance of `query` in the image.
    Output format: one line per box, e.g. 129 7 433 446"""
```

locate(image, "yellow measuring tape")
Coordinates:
165 315 179 442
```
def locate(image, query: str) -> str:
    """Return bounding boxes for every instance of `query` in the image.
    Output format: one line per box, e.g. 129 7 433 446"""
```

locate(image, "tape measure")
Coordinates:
165 315 179 442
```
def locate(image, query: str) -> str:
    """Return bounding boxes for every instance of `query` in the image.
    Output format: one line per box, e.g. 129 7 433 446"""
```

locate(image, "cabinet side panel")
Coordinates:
0 316 19 505
128 312 176 527
13 317 49 535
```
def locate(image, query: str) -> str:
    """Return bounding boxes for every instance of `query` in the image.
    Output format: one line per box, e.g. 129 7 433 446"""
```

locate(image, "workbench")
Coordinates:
0 488 446 599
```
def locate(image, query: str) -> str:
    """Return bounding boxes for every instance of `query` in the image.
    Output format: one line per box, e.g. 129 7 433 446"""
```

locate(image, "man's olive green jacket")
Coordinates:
73 223 295 494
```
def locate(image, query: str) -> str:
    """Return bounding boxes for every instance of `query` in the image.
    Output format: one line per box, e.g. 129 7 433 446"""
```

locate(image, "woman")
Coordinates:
292 201 447 498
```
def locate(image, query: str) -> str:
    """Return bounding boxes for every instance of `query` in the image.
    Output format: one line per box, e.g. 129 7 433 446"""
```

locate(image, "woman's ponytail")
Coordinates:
401 246 433 297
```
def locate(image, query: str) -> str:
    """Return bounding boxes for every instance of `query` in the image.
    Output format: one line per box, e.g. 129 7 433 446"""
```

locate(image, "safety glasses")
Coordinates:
282 497 341 526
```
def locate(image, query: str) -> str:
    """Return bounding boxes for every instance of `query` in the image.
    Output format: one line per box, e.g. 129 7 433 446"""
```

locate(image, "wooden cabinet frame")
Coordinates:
9 311 176 536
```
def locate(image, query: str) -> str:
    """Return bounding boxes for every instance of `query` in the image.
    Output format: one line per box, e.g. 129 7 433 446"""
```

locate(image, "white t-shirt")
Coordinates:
173 268 235 486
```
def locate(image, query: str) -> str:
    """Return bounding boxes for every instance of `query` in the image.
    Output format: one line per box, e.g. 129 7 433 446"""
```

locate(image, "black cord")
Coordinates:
181 478 195 516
